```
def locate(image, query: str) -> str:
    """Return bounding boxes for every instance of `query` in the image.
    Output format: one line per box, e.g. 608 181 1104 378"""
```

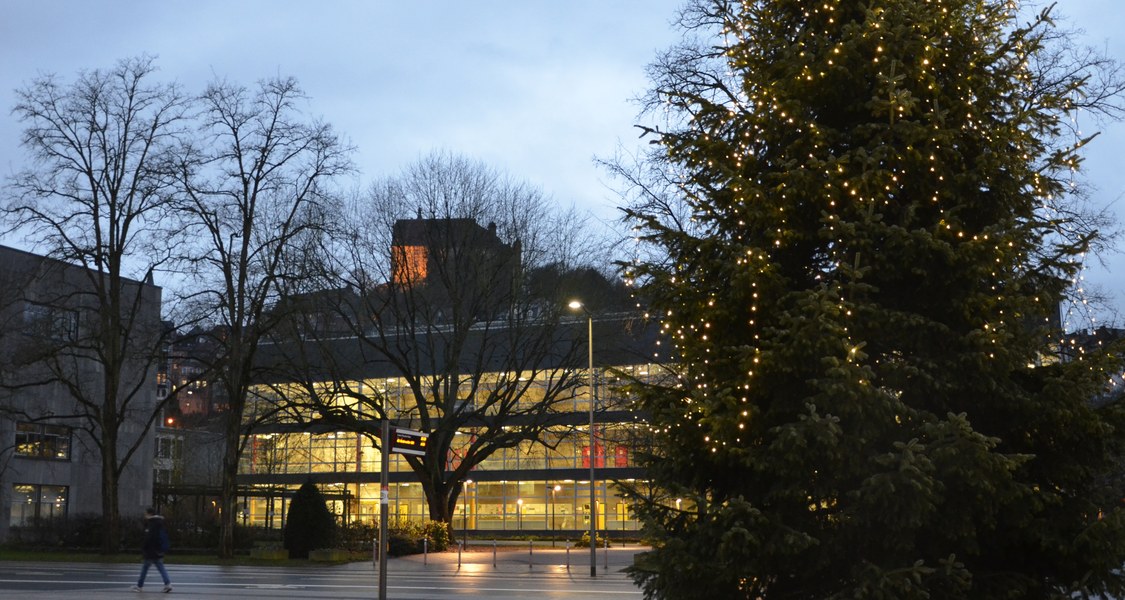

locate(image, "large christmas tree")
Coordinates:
622 1 1125 598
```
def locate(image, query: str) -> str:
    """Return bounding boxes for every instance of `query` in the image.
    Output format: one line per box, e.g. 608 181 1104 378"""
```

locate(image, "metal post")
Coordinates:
423 538 428 565
568 301 598 579
458 541 462 569
587 312 597 578
529 539 533 569
462 480 470 545
566 540 570 571
551 485 558 547
378 420 390 600
604 535 609 571
492 540 497 568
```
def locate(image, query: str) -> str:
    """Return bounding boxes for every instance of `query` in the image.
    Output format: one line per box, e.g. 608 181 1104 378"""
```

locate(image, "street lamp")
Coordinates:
568 299 597 577
551 484 561 546
463 479 472 544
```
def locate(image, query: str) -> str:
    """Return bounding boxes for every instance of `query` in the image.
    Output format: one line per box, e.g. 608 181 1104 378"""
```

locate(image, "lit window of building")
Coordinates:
10 484 68 526
14 423 71 460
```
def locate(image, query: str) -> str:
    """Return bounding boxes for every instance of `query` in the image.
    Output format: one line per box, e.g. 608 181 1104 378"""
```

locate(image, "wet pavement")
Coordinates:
0 545 648 599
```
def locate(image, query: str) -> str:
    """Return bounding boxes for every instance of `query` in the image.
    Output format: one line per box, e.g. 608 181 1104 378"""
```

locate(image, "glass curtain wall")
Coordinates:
239 365 658 533
241 478 640 533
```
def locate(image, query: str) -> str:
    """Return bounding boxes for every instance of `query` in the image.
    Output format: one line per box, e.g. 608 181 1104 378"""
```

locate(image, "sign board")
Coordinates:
391 427 428 456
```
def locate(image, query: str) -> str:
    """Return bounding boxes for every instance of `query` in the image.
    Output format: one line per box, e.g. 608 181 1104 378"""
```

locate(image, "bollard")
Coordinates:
565 540 570 571
493 540 497 568
604 535 609 571
424 537 428 565
529 539 533 569
458 541 463 569
373 536 378 567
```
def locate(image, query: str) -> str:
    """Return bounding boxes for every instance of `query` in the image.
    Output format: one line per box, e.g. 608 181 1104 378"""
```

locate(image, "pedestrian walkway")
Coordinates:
369 542 648 574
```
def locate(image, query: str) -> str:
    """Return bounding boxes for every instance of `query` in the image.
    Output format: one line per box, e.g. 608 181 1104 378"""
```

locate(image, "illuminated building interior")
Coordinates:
236 365 655 535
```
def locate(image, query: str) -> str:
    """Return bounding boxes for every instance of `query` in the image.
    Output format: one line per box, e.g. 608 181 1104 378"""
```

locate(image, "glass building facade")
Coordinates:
236 365 655 535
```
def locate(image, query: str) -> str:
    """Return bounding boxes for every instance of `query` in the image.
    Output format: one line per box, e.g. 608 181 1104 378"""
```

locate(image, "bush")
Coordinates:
337 521 377 552
380 519 451 556
575 530 608 548
283 481 337 559
62 514 106 548
387 529 422 556
8 513 144 551
7 514 103 549
307 519 452 557
422 521 450 552
4 513 273 554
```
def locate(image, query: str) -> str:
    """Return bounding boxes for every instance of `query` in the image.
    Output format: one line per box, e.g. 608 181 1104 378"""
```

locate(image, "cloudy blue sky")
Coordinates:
1 1 1124 328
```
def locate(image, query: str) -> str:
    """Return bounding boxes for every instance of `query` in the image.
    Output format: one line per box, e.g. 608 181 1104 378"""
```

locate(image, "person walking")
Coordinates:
132 507 172 593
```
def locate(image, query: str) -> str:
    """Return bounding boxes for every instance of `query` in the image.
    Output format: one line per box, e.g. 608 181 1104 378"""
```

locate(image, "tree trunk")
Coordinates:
218 417 241 559
100 441 120 554
444 489 461 543
424 479 465 541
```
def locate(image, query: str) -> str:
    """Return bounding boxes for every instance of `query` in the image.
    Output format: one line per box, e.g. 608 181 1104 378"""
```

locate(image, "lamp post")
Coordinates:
462 479 472 544
568 299 597 577
551 484 561 546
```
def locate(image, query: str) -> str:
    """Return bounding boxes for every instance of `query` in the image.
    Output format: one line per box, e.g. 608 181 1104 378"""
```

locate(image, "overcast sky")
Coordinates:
1 1 1123 329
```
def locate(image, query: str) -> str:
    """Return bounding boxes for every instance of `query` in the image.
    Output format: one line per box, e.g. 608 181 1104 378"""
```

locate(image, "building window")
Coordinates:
391 245 428 284
14 423 71 460
10 484 69 526
154 434 183 486
154 467 174 486
22 302 78 342
156 435 183 461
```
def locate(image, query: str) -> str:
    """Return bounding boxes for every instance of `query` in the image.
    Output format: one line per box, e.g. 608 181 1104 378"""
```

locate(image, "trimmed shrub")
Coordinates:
283 480 337 559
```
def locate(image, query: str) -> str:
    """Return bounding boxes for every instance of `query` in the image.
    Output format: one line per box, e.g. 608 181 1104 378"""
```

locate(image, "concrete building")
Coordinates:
0 245 162 542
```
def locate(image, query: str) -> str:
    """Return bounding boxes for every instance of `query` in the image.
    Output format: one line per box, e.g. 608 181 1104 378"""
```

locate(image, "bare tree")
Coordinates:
1 56 189 553
260 151 630 535
171 75 353 558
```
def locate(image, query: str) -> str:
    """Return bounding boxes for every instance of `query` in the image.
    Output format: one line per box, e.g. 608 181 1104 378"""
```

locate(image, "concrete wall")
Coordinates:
0 245 162 542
